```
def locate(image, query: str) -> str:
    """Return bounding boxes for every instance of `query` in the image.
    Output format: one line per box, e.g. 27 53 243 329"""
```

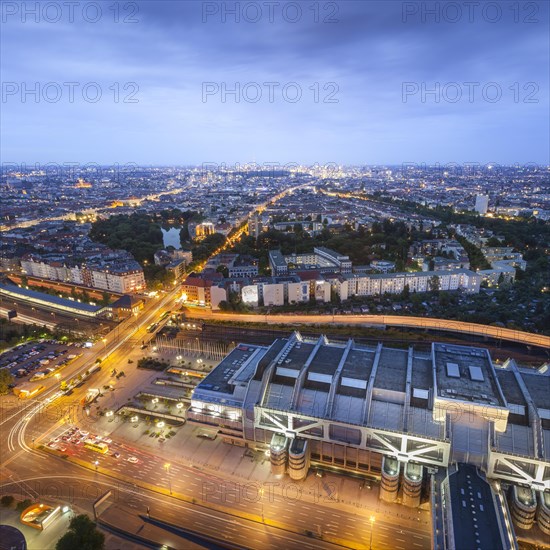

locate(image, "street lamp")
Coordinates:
259 487 265 522
164 463 172 495
369 515 375 550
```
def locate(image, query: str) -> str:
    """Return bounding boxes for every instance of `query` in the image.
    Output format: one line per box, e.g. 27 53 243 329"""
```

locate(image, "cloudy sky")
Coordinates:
2 0 548 166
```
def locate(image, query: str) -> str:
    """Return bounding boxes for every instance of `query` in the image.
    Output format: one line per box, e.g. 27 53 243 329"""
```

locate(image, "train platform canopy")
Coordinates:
0 283 105 317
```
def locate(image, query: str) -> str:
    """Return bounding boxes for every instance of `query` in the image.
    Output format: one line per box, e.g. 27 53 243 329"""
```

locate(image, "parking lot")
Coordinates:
0 340 82 382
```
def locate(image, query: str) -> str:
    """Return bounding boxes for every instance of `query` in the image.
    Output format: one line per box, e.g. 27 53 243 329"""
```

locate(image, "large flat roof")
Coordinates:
197 344 263 396
521 372 550 410
375 348 408 392
433 343 505 408
341 347 375 382
275 341 315 374
193 333 546 446
268 250 287 267
308 345 344 376
411 354 433 391
495 370 526 407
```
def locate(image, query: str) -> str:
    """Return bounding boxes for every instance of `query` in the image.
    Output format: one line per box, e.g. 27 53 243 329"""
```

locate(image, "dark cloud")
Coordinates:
1 0 548 164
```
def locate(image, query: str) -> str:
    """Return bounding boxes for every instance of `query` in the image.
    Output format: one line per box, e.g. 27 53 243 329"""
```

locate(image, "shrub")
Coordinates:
1 495 14 507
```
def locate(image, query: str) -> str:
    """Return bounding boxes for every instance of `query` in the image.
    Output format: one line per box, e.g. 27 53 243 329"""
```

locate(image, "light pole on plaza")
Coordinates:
369 515 376 550
259 487 264 523
164 463 172 495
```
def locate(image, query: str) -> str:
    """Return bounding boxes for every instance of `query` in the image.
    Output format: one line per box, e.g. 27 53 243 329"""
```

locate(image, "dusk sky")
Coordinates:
2 0 549 166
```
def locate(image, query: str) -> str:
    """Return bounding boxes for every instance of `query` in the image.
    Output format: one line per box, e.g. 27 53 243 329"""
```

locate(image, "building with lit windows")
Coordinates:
20 255 145 294
193 222 216 240
268 247 352 276
475 194 489 214
188 332 550 544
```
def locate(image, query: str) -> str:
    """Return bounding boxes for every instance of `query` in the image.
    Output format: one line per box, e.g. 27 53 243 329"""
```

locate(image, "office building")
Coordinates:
475 194 489 215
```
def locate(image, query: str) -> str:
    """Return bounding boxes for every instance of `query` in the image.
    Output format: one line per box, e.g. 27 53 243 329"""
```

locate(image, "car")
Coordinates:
112 452 121 459
103 438 112 444
127 456 138 464
79 430 89 437
47 441 56 448
58 446 67 452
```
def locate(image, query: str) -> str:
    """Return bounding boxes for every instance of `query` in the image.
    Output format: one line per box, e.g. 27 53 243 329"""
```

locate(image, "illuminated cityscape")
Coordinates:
1 2 549 550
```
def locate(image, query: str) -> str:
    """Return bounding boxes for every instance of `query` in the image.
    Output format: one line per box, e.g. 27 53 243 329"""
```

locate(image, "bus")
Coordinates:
13 383 45 400
84 439 109 454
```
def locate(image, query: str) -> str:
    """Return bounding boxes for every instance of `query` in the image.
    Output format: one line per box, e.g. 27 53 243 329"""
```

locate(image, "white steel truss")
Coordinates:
255 406 451 466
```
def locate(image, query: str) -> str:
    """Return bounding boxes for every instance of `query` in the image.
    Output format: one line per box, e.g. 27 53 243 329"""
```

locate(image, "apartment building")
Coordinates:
20 255 146 294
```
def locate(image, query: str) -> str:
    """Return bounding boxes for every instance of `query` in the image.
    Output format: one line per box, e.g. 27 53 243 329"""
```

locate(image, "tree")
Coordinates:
438 291 451 307
216 265 229 278
100 291 111 306
486 236 502 247
428 275 440 293
0 368 14 395
56 514 105 550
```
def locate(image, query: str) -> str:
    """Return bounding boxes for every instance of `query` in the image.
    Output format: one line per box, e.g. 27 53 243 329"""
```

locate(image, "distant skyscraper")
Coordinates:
475 194 489 214
248 212 262 239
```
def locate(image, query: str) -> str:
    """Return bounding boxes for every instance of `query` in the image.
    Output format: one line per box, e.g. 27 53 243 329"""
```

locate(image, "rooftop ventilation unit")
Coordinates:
469 365 484 382
446 362 460 378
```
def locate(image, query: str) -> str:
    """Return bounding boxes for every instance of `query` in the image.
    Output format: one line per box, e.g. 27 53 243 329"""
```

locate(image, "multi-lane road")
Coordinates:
4 416 431 550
